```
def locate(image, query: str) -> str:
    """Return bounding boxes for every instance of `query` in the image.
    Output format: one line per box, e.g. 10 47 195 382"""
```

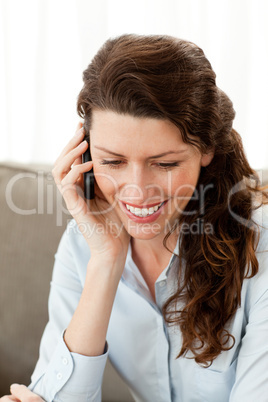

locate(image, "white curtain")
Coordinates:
1 0 268 171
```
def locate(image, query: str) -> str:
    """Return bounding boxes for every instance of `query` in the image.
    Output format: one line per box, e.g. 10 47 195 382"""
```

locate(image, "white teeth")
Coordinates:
125 202 163 217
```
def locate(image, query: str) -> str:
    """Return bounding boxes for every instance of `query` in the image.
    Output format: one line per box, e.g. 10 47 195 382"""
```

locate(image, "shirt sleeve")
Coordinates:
230 259 268 400
28 223 109 402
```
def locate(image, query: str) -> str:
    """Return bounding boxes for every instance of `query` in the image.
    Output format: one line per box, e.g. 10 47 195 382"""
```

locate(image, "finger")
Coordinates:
61 161 93 187
0 396 20 401
54 129 86 168
73 154 82 167
72 156 84 188
60 140 88 174
54 124 85 167
10 384 44 401
77 121 83 130
60 162 94 215
53 140 88 184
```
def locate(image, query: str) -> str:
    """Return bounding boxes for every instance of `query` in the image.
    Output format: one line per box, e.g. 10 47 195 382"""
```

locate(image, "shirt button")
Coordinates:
159 281 166 287
62 357 68 365
57 372 63 380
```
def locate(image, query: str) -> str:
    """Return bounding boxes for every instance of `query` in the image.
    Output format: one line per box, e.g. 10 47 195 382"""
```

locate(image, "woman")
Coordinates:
2 34 268 402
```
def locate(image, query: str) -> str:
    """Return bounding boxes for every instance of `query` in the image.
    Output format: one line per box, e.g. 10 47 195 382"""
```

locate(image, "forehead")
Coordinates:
90 109 187 148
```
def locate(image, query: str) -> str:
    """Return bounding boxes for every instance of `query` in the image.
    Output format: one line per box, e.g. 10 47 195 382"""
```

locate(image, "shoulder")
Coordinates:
56 218 90 256
253 203 268 251
244 203 268 306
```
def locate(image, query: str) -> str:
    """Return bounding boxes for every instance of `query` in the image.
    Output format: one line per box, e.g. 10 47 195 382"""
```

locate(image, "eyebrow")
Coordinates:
94 146 187 158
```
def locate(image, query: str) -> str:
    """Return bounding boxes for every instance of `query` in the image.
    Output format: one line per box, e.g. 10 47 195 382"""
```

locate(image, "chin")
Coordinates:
123 222 163 240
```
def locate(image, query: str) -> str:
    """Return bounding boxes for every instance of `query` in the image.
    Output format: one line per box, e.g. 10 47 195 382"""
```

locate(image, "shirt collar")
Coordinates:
123 236 180 288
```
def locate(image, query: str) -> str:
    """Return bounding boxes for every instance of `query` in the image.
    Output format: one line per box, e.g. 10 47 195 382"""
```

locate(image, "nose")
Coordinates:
119 164 162 205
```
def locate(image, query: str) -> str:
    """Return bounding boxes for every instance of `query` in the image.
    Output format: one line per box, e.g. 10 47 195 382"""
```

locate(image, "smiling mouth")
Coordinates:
123 201 165 217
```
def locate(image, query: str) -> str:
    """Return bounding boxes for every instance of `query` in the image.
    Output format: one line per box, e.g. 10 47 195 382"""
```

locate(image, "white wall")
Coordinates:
1 0 268 170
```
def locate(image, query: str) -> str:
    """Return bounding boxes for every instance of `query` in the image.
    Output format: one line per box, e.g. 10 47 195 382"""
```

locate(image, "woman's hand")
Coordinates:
52 122 130 263
0 384 44 401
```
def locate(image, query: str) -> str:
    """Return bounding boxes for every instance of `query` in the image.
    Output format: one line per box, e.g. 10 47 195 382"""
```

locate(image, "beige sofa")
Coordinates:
0 162 133 401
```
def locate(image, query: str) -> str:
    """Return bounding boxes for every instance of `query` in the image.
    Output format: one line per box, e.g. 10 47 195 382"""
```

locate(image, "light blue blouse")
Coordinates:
29 206 268 401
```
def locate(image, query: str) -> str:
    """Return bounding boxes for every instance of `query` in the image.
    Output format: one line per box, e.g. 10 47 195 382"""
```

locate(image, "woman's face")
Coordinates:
90 110 213 240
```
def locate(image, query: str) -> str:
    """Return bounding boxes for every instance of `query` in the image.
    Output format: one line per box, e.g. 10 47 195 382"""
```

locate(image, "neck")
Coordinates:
131 232 178 265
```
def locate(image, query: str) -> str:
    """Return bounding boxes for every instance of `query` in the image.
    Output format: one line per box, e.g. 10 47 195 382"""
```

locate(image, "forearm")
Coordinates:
64 256 124 356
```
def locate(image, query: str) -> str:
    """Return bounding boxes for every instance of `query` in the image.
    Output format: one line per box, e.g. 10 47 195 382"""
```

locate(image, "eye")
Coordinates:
99 160 123 169
156 162 179 170
99 160 180 170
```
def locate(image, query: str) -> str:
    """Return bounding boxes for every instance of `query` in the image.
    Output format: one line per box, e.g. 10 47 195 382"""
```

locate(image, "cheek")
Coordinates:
168 171 200 215
169 169 200 199
94 170 118 197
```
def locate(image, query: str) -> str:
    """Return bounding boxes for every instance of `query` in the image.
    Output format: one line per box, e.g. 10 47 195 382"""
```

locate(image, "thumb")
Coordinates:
10 384 44 401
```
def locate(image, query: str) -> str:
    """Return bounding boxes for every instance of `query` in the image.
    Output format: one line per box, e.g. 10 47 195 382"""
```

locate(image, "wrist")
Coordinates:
86 254 126 283
89 249 128 269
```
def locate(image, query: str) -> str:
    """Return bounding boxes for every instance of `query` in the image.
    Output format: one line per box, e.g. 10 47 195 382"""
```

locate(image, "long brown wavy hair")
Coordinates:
77 34 268 366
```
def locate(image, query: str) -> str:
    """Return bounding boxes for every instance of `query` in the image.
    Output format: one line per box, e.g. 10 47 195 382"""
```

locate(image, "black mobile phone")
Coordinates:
82 128 95 199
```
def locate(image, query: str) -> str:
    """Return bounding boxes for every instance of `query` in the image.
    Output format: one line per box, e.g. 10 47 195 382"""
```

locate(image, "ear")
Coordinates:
200 149 214 167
